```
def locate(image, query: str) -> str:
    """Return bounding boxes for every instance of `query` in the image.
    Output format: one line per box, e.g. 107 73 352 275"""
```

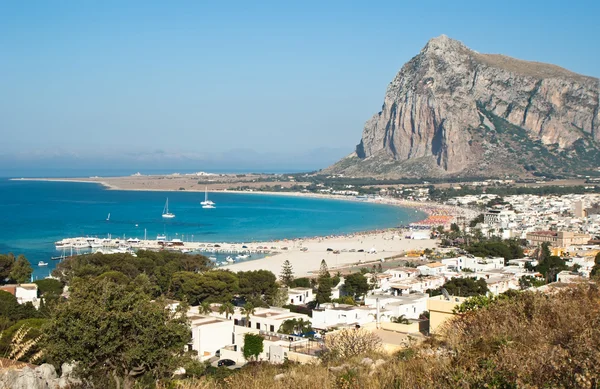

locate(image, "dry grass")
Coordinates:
164 284 600 389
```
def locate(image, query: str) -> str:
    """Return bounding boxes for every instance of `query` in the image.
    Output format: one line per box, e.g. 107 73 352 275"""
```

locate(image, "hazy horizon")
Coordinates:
2 1 598 175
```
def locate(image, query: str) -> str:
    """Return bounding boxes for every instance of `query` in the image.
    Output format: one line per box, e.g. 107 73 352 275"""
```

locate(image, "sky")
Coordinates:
1 0 599 174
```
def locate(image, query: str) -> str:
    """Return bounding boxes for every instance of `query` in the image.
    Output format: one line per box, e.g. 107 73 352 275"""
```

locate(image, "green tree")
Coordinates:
9 255 33 284
316 261 332 305
44 278 190 389
242 333 264 361
218 302 235 319
241 302 255 328
279 260 294 287
390 315 410 324
199 301 212 315
432 277 489 297
343 273 370 300
33 279 64 297
536 255 568 283
469 214 484 227
450 223 460 233
278 318 313 335
238 270 278 306
0 253 16 281
290 277 311 288
590 252 600 278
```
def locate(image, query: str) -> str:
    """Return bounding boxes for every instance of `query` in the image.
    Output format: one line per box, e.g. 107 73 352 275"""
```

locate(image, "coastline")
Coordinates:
12 176 475 277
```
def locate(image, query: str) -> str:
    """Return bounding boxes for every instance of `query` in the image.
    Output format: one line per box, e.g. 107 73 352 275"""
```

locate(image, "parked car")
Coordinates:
217 359 236 367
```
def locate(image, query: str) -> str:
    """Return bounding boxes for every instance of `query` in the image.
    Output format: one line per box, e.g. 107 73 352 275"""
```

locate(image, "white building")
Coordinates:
364 293 428 320
0 284 39 307
442 256 505 272
389 275 446 295
187 313 234 361
230 306 311 333
416 262 447 276
287 287 314 305
311 304 377 330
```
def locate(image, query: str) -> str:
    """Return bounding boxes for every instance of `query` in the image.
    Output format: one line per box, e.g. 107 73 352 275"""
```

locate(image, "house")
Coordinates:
416 262 447 276
0 283 39 307
526 230 591 248
219 326 321 365
364 293 428 320
230 306 311 333
427 294 468 334
556 270 587 283
311 303 377 330
389 275 446 295
287 287 314 305
187 313 234 361
442 256 505 272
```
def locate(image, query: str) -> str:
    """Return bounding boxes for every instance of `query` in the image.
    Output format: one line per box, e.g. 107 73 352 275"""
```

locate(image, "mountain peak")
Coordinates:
326 37 600 179
423 34 469 54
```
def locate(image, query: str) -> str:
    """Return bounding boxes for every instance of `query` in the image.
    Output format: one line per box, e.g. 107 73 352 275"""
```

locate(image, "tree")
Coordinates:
590 252 600 278
0 253 16 281
241 302 255 328
390 315 410 324
237 270 278 306
343 273 370 300
218 302 235 319
469 214 484 227
199 301 213 315
433 277 489 297
271 287 289 307
45 278 190 389
279 260 294 287
323 328 382 360
536 255 568 283
242 333 264 361
450 223 460 233
290 277 311 288
33 279 64 297
278 318 313 335
316 265 332 305
9 255 33 284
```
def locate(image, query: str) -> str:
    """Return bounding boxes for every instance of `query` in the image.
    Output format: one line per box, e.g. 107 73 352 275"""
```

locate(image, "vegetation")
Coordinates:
322 328 382 360
166 285 600 388
242 333 264 361
465 240 523 263
315 260 332 305
279 260 294 287
0 253 33 284
430 277 489 297
278 318 312 336
44 277 191 389
342 272 370 300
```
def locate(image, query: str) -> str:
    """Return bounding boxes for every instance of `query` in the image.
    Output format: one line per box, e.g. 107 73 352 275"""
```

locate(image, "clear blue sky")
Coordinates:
1 0 598 171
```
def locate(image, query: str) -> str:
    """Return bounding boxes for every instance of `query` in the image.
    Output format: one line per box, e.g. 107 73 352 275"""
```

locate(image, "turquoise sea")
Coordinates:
0 179 426 280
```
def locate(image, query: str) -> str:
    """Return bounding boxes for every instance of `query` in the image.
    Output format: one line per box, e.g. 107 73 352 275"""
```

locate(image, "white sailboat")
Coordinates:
162 198 175 218
200 186 215 208
38 261 48 267
106 213 110 221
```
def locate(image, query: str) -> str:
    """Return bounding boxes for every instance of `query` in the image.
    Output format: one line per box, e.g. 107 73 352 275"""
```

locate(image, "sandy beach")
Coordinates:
222 231 438 277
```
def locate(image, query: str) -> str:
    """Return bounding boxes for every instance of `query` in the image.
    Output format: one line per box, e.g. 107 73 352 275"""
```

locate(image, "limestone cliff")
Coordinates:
328 35 600 178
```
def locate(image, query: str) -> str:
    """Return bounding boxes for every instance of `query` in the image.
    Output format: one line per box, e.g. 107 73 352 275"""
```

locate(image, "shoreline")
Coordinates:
12 177 474 276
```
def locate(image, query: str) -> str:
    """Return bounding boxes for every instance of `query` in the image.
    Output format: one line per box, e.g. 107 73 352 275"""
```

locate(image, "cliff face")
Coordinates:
330 35 600 178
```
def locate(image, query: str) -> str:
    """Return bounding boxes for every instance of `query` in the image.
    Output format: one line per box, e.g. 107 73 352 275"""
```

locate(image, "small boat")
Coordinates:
202 204 215 209
200 186 216 206
209 256 217 261
38 261 48 267
226 256 234 263
106 213 110 221
162 198 175 219
235 254 249 260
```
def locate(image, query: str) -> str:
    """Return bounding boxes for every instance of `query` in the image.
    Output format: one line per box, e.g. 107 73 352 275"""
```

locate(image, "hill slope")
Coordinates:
326 35 600 178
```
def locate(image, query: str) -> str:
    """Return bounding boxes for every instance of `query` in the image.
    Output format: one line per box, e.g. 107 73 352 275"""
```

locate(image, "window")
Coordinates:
270 325 275 332
256 322 260 330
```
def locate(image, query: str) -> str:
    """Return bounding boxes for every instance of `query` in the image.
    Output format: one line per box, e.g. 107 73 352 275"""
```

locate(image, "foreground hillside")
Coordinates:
175 285 600 389
326 35 600 179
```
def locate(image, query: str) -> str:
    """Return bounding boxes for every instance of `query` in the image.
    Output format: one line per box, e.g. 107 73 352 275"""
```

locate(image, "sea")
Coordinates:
0 178 426 280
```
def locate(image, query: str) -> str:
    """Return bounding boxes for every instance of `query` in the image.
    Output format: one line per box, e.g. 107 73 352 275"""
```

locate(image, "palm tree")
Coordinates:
218 302 235 320
241 303 255 328
199 301 212 315
391 315 410 324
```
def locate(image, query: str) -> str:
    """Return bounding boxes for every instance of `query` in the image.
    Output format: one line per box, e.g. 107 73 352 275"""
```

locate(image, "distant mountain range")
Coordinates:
325 35 600 179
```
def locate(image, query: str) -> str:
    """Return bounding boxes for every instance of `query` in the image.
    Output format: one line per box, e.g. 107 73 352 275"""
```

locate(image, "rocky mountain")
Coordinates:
326 35 600 178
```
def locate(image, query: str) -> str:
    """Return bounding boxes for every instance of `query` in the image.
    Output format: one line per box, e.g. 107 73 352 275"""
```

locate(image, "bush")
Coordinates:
323 328 382 360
